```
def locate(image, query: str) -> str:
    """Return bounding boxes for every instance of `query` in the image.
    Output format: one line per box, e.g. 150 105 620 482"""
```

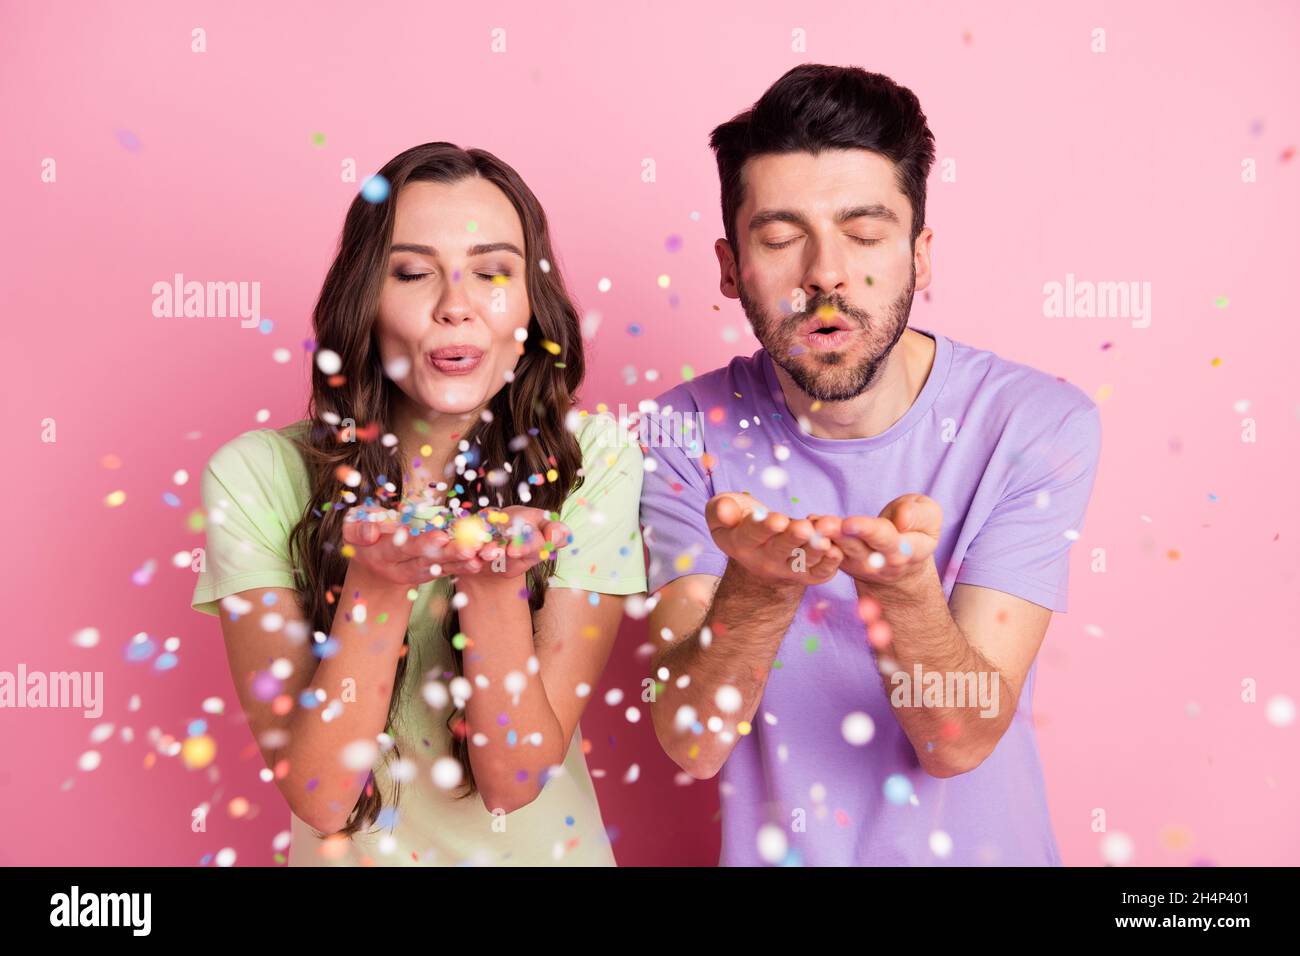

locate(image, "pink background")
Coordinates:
3 0 1297 866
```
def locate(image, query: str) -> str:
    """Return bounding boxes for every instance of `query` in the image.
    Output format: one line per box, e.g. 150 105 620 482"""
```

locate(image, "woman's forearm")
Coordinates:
281 562 415 833
455 574 565 814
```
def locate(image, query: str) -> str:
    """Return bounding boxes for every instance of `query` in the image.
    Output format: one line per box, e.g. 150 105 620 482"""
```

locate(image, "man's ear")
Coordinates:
715 238 740 300
912 226 934 293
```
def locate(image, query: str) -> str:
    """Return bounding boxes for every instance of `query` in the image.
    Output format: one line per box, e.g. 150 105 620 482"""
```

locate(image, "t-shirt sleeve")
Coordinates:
638 403 729 596
953 400 1101 613
191 430 301 616
547 413 648 595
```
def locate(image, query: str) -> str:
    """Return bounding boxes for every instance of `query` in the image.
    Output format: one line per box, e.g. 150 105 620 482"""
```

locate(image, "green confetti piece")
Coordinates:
186 509 206 532
804 636 820 653
451 632 468 650
682 365 695 381
1214 296 1229 308
311 132 326 147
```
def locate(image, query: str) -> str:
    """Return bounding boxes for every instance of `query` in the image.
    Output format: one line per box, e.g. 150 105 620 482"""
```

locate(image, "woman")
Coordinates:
190 143 646 866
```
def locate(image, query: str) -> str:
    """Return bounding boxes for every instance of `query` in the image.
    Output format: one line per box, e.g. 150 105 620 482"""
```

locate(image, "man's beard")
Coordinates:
738 263 916 403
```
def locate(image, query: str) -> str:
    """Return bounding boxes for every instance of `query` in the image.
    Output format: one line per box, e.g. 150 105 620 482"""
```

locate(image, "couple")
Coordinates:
191 64 1101 867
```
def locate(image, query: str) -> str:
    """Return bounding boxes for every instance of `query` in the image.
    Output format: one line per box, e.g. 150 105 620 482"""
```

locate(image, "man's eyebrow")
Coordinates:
748 204 901 230
389 241 524 257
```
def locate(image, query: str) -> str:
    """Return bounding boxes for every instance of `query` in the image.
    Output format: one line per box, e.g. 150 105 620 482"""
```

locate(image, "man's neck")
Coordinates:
771 327 936 440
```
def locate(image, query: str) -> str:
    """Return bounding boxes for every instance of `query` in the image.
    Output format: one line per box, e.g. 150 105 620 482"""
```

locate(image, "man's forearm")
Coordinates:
857 559 1013 776
651 558 805 778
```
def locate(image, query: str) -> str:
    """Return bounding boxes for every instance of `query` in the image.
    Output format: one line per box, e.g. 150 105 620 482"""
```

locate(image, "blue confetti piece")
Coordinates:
360 174 390 203
883 773 913 806
124 637 157 662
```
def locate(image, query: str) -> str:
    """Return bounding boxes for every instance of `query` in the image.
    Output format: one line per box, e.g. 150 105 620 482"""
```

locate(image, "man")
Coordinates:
639 64 1101 866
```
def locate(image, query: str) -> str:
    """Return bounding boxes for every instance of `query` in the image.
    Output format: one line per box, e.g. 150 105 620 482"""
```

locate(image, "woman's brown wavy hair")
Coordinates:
283 143 586 837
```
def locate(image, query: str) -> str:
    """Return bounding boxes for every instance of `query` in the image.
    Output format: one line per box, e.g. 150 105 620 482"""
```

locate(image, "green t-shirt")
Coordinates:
191 411 646 866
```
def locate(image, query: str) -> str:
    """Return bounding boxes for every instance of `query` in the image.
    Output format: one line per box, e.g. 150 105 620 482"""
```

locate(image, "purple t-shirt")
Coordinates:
638 326 1101 866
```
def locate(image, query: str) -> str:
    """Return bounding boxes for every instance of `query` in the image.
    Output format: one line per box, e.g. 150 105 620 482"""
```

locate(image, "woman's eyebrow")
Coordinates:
389 242 524 257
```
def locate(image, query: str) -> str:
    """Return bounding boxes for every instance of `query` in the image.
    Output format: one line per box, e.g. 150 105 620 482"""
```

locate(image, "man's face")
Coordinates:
717 149 932 402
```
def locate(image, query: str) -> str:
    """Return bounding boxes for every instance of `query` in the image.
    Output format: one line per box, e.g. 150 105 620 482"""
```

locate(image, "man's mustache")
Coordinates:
788 299 869 330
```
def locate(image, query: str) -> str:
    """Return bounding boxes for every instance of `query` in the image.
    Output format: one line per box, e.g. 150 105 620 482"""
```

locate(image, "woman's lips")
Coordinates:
802 328 857 351
427 349 483 375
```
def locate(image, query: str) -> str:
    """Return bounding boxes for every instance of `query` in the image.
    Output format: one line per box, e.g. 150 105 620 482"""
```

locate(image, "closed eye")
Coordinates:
763 236 883 250
394 271 512 283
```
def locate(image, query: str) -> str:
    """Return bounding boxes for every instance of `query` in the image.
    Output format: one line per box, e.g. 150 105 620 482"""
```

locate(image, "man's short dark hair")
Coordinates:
709 64 936 259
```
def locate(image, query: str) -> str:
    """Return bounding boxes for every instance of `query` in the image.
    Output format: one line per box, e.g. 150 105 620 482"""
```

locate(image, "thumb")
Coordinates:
708 494 746 531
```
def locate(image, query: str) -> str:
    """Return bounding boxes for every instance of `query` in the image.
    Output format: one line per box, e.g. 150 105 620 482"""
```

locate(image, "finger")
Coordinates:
842 516 900 555
707 494 750 532
809 515 842 549
807 543 844 572
886 494 942 536
735 508 788 549
541 520 572 550
343 520 381 547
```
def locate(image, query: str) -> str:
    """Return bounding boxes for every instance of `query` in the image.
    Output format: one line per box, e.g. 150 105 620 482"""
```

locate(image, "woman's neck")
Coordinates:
389 397 483 501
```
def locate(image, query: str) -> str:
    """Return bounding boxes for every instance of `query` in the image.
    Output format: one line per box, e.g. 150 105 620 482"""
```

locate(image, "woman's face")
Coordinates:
376 177 530 417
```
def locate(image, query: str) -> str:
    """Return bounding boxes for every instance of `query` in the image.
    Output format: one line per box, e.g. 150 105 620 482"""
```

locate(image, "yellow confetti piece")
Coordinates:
420 444 433 457
1096 384 1114 402
491 273 509 285
541 339 562 355
181 735 216 770
737 721 752 735
674 553 695 572
104 490 126 508
341 543 356 558
546 468 558 482
452 515 490 548
1211 357 1222 367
